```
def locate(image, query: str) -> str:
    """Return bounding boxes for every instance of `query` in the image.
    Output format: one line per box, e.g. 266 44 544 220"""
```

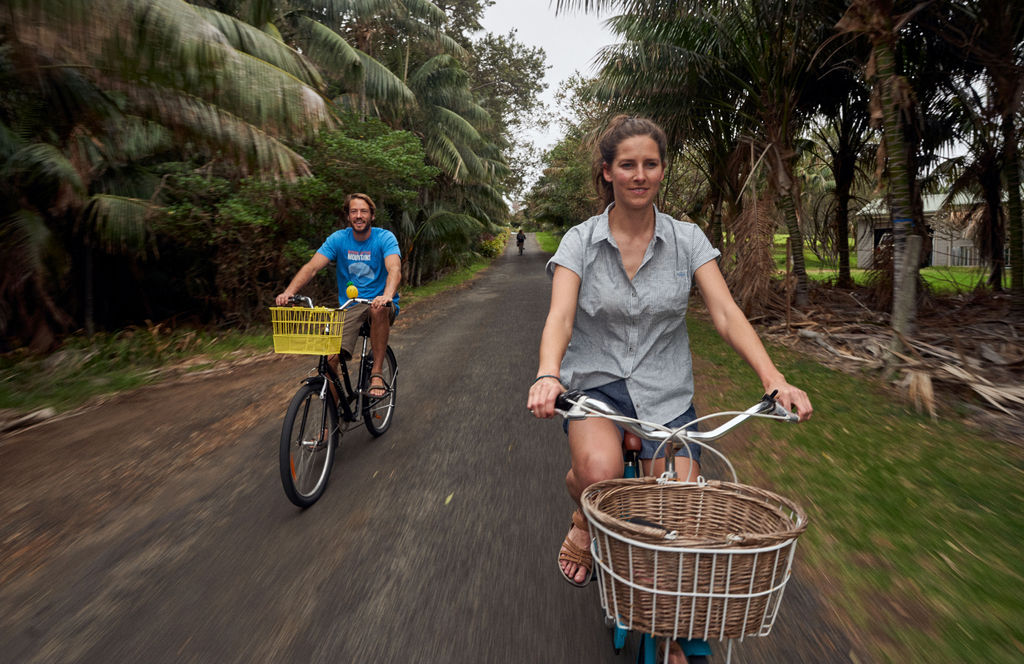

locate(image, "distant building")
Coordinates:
855 193 989 269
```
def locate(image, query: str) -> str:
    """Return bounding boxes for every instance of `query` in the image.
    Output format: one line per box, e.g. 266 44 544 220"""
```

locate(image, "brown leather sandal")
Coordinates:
367 373 389 399
558 508 593 587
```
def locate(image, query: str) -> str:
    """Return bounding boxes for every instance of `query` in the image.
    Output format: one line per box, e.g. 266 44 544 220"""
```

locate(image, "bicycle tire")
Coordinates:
361 345 397 437
279 382 338 507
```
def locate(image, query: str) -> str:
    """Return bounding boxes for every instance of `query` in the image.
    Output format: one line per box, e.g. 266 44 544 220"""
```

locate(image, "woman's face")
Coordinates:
602 135 664 211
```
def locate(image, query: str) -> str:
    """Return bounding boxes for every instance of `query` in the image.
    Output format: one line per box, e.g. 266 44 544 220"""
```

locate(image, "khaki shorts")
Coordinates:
338 301 397 359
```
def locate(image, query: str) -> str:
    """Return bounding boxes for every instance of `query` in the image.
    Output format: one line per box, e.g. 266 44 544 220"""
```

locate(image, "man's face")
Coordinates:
348 198 373 234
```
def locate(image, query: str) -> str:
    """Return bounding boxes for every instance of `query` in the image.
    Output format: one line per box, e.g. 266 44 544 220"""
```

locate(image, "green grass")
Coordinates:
0 259 495 417
689 316 1024 663
772 236 1008 294
400 258 492 307
535 230 562 254
0 326 274 414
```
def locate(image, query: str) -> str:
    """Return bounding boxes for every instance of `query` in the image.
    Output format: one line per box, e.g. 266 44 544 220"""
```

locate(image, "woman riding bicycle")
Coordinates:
526 115 812 662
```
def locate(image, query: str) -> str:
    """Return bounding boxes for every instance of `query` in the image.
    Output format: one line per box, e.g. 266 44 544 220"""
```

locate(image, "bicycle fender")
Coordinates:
301 376 326 389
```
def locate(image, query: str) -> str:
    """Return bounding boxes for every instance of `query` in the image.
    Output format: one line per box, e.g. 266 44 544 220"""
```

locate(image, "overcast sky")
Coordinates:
478 1 615 152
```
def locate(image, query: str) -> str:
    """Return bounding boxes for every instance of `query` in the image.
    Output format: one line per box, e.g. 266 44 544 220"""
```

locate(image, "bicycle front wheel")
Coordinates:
279 382 338 507
362 345 397 437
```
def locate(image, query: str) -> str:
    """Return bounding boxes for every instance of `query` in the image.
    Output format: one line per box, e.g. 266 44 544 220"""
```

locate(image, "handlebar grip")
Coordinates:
555 389 584 412
759 391 799 422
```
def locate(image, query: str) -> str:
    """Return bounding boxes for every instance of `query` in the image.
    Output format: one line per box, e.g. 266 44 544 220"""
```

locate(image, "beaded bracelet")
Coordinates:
532 374 561 385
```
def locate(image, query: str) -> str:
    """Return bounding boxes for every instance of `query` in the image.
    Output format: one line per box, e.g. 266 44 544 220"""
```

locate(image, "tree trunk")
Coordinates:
709 191 723 249
778 191 808 306
774 153 809 306
982 170 1005 291
835 148 855 288
872 37 917 337
1003 113 1023 299
891 234 921 339
84 240 95 337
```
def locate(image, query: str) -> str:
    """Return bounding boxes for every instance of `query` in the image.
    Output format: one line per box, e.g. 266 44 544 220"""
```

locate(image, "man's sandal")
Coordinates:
367 373 390 399
558 508 593 587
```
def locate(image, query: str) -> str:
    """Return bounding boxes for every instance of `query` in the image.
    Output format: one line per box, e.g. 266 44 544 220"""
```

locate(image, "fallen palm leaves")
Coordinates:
761 289 1024 428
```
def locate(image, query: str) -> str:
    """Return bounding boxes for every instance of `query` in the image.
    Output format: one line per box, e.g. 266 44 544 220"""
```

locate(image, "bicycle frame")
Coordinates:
303 323 374 426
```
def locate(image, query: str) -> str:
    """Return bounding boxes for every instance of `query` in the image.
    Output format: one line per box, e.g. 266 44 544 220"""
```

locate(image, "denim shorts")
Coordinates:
563 379 700 461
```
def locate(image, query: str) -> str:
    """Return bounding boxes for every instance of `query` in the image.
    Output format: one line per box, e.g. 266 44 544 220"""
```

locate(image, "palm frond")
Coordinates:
292 15 363 76
433 107 483 147
0 121 20 160
414 207 483 243
392 14 465 58
425 133 467 180
9 0 335 143
358 51 416 107
82 194 157 254
0 208 52 277
7 143 85 194
125 87 312 179
193 6 327 90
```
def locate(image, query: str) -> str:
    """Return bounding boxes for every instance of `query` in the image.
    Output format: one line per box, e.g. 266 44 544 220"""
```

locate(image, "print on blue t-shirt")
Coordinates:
316 227 401 307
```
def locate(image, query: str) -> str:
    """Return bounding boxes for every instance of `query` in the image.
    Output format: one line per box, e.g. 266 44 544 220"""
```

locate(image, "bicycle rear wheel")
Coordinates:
361 345 397 437
279 382 338 507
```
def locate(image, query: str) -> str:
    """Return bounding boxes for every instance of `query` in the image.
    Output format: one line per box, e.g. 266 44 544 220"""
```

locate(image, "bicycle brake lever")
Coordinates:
555 390 588 420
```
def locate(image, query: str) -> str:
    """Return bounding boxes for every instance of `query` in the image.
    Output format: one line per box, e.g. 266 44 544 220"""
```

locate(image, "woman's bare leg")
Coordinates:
560 418 623 584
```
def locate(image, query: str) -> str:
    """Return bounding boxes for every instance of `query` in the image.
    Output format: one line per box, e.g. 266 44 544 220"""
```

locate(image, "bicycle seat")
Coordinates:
623 432 643 452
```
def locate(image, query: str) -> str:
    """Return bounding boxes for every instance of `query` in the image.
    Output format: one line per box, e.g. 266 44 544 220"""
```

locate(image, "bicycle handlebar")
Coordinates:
554 390 798 445
553 390 797 481
286 295 393 310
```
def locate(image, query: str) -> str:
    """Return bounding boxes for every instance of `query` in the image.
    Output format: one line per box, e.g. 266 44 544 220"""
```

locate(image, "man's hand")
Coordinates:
275 292 294 306
371 295 391 310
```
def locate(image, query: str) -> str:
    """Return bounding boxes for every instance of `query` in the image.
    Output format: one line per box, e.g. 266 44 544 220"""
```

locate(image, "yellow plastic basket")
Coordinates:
269 307 345 355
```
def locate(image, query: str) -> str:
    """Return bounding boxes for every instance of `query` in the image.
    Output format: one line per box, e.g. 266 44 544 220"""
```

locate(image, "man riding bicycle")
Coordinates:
275 193 401 398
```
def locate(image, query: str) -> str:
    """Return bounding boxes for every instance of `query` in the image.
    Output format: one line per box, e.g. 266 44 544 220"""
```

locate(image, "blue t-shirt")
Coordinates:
317 227 401 307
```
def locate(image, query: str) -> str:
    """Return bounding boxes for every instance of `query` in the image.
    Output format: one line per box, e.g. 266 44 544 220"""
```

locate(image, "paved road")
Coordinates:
0 234 854 663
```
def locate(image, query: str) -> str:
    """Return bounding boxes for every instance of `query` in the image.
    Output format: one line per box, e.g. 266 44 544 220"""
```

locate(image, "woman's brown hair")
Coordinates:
592 115 668 208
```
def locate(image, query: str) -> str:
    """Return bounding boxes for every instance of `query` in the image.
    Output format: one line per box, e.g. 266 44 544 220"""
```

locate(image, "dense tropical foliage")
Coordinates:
529 0 1022 324
0 0 547 351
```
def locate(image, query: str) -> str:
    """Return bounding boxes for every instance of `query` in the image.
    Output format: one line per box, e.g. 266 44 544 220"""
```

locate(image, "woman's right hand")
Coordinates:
528 375 564 419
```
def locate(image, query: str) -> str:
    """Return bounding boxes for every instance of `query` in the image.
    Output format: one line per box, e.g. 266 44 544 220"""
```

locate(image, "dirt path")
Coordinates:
0 235 857 663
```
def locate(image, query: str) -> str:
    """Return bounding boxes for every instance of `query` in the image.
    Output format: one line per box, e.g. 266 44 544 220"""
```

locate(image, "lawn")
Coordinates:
691 314 1023 663
773 235 1009 294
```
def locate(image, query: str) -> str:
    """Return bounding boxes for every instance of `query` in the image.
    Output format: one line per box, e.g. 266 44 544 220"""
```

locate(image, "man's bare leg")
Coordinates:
367 305 391 397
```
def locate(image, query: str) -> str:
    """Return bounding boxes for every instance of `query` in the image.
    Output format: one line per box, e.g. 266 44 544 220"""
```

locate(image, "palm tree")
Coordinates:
837 0 929 338
279 0 462 113
2 0 335 345
930 0 1024 298
806 53 874 289
560 0 845 308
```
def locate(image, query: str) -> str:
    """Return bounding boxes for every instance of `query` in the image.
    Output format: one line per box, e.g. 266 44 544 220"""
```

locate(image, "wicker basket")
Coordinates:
269 307 345 355
581 477 808 641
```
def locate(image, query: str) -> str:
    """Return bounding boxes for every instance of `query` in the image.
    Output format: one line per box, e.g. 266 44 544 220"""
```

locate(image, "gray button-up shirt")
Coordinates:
546 206 720 425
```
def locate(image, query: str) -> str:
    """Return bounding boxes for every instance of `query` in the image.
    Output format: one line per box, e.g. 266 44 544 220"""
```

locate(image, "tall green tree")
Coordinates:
559 0 846 308
838 1 926 337
930 0 1024 298
2 0 334 348
466 30 550 199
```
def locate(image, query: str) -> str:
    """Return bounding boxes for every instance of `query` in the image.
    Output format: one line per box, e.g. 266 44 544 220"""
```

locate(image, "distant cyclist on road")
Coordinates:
276 193 401 398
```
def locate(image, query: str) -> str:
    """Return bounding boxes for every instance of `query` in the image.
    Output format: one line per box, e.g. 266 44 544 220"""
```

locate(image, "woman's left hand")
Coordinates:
766 380 813 422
